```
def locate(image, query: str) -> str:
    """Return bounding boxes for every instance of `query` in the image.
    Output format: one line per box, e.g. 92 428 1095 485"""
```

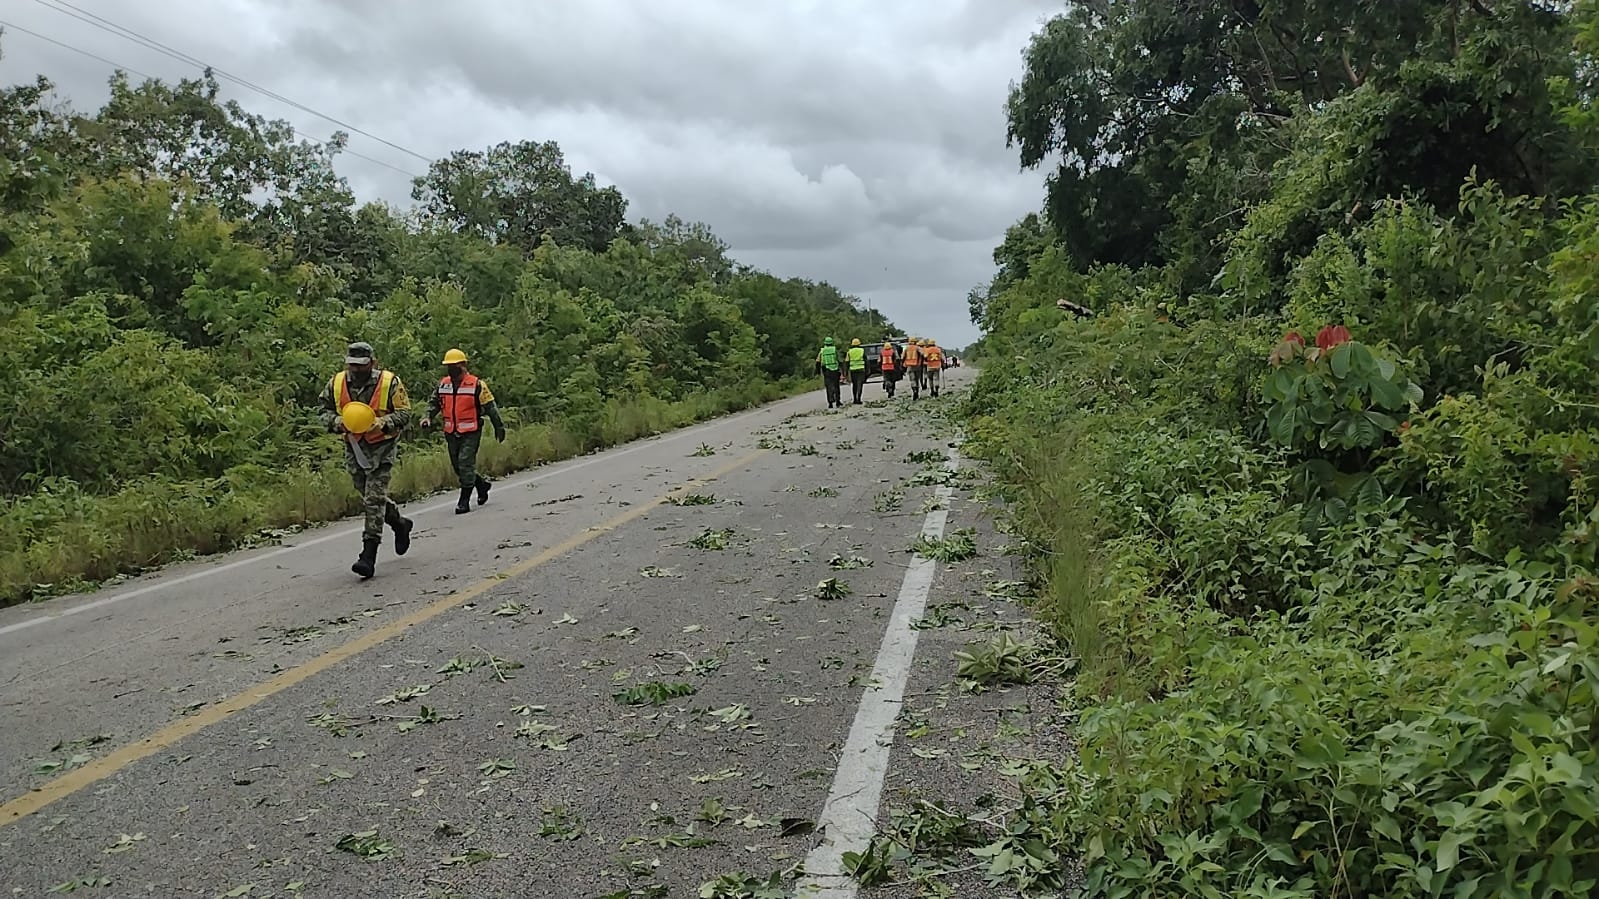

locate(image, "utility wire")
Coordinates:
27 0 435 167
1 17 155 80
0 17 423 178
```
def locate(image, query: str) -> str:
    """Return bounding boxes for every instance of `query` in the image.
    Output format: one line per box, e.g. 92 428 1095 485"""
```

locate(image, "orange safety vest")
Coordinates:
925 346 944 367
879 343 897 371
335 370 397 444
904 343 921 366
436 373 482 434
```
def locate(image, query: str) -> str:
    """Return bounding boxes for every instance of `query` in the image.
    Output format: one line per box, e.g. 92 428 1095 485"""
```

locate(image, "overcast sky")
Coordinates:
1 0 1056 348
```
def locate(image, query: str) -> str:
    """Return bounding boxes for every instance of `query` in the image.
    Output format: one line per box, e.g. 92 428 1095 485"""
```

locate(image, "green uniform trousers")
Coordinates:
446 431 490 491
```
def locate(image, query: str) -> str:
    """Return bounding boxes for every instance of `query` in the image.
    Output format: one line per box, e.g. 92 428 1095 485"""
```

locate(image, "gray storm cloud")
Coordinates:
1 0 1058 347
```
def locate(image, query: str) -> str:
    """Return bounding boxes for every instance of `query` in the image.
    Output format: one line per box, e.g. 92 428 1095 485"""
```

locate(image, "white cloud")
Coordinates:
0 0 1057 346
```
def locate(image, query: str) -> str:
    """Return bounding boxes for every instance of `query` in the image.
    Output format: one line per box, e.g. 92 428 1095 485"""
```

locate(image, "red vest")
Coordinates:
437 373 482 434
880 343 897 371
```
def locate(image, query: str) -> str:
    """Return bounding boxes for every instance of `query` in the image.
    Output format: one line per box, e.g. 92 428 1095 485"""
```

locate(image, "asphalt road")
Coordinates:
0 368 996 899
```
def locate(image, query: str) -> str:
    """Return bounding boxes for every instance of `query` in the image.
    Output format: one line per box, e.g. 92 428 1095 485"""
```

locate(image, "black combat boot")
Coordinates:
351 537 379 579
476 477 491 507
393 518 413 556
455 487 473 514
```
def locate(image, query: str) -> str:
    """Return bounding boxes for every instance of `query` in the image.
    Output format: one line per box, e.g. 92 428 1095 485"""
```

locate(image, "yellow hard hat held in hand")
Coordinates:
341 401 377 435
442 348 468 365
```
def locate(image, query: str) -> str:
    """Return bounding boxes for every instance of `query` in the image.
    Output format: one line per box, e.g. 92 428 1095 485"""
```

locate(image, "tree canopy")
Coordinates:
1001 0 1589 293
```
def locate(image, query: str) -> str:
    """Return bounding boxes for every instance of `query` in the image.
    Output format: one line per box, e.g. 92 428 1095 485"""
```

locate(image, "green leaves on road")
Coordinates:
334 831 396 861
911 529 978 563
613 681 697 706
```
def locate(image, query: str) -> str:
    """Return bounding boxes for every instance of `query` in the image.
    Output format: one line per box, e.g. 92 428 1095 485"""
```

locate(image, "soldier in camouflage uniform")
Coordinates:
319 341 415 579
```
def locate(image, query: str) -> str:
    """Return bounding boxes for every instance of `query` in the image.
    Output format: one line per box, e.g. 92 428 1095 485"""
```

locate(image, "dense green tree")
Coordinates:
410 139 631 254
1006 0 1590 289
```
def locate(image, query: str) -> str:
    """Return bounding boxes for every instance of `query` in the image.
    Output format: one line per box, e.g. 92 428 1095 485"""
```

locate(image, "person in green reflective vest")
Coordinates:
815 337 844 408
847 338 868 405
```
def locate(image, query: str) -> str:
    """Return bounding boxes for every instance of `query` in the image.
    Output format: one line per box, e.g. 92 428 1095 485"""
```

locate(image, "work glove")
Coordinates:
495 425 507 442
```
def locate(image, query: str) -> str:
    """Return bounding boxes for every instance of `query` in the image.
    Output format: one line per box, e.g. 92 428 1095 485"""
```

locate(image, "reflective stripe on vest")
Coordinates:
335 369 396 444
848 347 866 370
820 345 838 369
437 373 482 435
880 344 896 370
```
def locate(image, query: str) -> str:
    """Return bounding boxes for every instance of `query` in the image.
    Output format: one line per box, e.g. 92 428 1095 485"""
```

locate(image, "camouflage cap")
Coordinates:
345 341 375 364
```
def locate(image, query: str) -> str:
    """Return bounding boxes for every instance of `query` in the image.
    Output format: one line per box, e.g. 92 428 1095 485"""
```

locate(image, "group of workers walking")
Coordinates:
319 341 506 580
318 333 948 578
816 336 947 408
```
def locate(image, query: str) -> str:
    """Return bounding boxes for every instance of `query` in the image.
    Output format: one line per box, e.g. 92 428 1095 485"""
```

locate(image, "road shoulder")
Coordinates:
847 459 1083 899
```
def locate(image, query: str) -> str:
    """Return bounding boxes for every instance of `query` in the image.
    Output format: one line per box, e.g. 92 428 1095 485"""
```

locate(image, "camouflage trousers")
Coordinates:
346 459 406 541
445 431 490 491
908 365 926 396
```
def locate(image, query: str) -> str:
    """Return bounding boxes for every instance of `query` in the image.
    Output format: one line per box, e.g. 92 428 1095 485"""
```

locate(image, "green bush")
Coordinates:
943 2 1599 894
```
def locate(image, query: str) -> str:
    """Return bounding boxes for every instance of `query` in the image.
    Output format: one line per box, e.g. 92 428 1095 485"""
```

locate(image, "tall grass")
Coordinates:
989 423 1115 679
0 378 810 607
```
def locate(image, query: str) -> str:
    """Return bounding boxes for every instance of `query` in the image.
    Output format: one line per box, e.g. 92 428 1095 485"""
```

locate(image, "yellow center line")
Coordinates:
0 448 769 828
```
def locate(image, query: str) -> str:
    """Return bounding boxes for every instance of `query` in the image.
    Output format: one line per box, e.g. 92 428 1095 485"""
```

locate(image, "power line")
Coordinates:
27 0 435 167
0 18 155 80
33 0 434 167
0 17 423 178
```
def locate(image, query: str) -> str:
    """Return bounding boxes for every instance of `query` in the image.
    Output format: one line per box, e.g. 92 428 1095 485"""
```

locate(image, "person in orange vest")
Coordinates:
319 341 415 579
902 337 924 399
878 337 899 398
923 339 945 397
421 348 507 514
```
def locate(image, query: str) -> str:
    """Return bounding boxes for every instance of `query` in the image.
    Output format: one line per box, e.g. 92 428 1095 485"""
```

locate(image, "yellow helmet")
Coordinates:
851 338 861 346
442 348 468 365
341 401 377 435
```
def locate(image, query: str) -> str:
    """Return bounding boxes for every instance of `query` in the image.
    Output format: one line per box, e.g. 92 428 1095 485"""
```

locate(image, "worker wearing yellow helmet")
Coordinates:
320 340 415 579
922 338 945 397
847 338 868 405
904 337 925 400
421 348 507 514
815 337 845 408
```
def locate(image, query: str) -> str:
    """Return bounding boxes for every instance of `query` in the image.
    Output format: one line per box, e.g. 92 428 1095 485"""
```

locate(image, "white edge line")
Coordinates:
795 446 960 899
0 390 820 638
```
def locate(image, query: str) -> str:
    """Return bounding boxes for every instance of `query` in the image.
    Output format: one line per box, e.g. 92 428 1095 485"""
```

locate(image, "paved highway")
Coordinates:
0 368 1056 899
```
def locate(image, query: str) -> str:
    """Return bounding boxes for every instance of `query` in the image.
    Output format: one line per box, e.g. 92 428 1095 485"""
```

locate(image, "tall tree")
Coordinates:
410 139 630 254
1006 1 1587 285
